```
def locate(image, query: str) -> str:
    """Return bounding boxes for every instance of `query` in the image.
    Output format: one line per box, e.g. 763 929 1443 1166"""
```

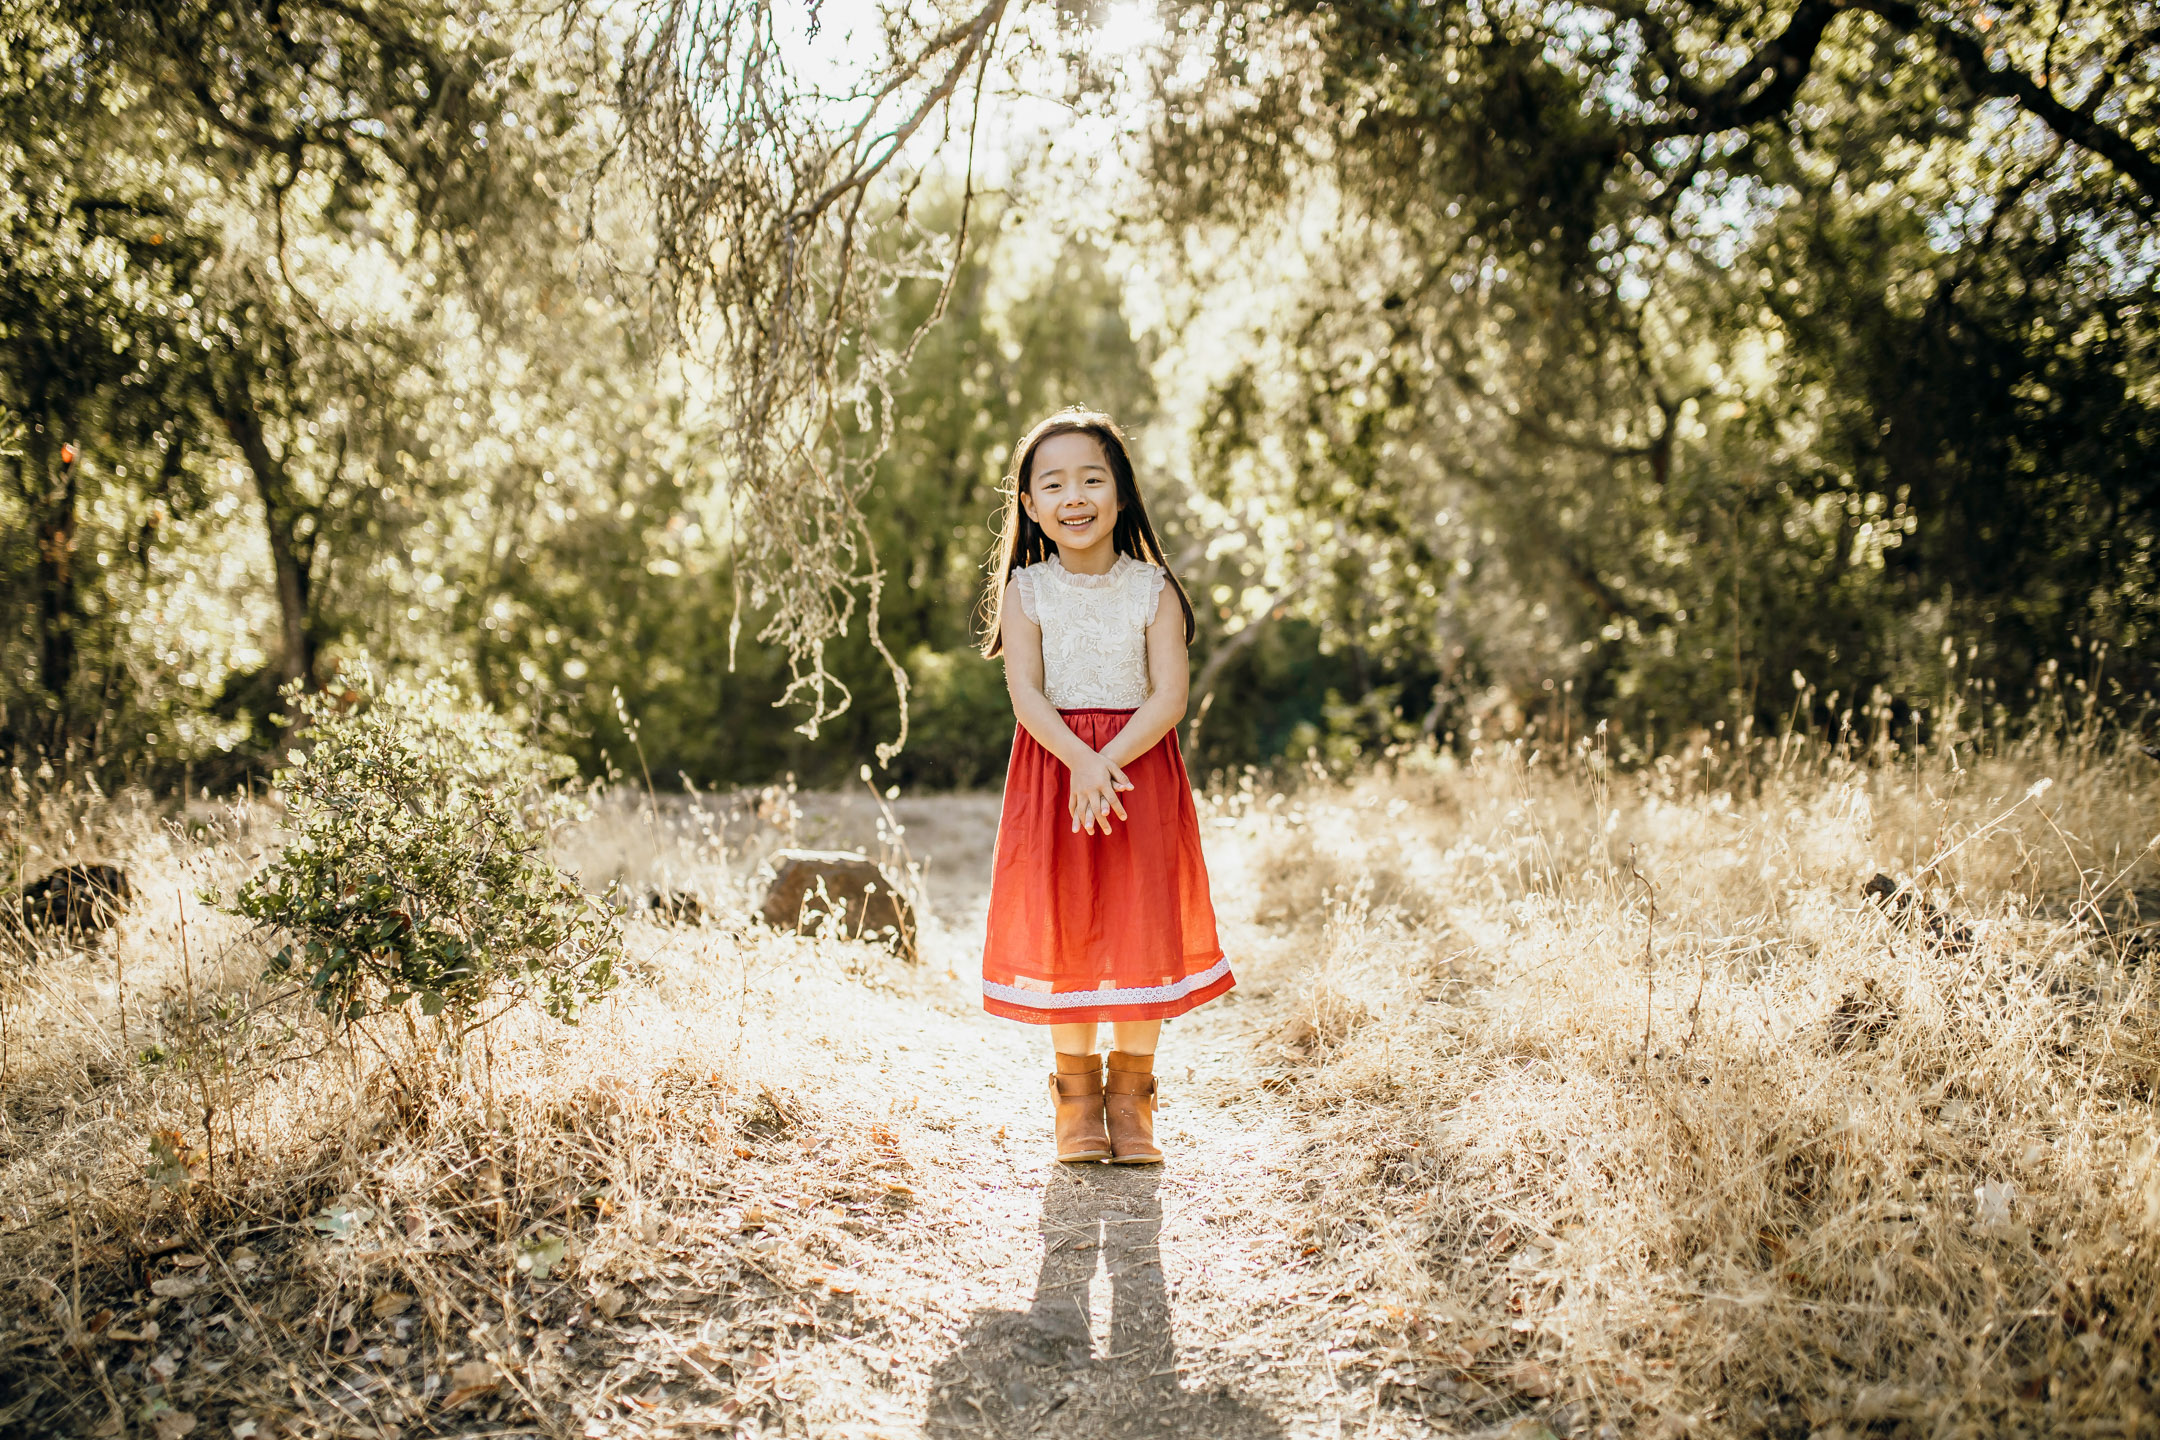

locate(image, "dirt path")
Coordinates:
598 817 1444 1440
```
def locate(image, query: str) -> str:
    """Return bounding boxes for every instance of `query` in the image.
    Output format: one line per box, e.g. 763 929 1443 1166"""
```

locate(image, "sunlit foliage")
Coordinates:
1146 0 2160 743
4 0 2155 788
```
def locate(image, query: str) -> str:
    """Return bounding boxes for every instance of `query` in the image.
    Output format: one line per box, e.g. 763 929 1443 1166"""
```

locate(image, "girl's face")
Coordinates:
1020 431 1120 559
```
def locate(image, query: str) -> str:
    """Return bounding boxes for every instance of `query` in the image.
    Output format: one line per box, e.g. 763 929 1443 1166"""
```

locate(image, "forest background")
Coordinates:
4 0 2157 793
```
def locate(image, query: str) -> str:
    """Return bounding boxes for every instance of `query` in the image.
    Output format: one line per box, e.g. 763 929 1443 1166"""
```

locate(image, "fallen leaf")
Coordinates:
442 1359 497 1408
147 1351 180 1383
228 1247 259 1274
683 1338 729 1368
149 1277 198 1299
169 1253 206 1269
150 1411 196 1440
592 1285 627 1319
371 1292 415 1321
381 1343 410 1366
1504 1359 1559 1398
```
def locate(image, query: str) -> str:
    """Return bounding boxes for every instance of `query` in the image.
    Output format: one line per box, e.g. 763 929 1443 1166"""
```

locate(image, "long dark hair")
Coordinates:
978 407 1197 659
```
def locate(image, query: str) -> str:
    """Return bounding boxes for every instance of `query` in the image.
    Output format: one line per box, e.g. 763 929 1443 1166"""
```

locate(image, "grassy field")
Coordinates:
0 726 2155 1438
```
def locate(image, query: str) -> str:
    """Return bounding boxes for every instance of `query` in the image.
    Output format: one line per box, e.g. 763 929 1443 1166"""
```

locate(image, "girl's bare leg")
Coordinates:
1050 1021 1098 1056
1110 1019 1161 1056
1051 1019 1160 1055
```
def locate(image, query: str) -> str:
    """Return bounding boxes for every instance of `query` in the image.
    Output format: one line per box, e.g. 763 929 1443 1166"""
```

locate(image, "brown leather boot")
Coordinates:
1050 1052 1112 1163
1104 1051 1162 1164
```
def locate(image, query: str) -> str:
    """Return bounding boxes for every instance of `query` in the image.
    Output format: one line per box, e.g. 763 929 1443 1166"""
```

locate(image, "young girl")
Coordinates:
978 408 1233 1164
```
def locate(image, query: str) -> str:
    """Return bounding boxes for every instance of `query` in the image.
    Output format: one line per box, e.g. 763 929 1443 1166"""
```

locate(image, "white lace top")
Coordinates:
1012 553 1169 710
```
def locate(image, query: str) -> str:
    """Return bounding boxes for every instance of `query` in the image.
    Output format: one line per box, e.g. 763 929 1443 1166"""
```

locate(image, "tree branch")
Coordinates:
1624 0 1842 139
1598 0 2160 206
1860 0 2160 206
791 1 1008 224
206 361 317 691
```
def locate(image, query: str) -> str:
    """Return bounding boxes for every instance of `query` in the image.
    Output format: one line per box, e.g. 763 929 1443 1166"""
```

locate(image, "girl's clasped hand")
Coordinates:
1068 753 1133 834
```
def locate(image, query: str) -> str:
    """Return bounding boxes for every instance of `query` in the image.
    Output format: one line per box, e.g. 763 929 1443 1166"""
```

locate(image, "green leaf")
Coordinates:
146 1131 192 1193
516 1232 566 1281
419 991 446 1017
311 1203 374 1240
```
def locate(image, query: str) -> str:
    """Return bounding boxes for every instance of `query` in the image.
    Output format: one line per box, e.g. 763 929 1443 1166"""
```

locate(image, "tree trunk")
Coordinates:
210 365 316 693
30 427 80 731
1185 587 1297 755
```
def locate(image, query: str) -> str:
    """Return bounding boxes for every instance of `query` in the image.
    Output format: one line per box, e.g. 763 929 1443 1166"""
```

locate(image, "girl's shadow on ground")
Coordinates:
924 1166 1284 1438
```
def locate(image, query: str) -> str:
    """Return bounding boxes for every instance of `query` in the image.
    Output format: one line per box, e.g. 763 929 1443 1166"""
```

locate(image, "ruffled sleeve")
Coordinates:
1138 563 1169 625
1012 565 1040 624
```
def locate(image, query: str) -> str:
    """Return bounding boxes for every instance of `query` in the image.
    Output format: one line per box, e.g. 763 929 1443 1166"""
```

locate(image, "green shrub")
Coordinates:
228 671 619 1027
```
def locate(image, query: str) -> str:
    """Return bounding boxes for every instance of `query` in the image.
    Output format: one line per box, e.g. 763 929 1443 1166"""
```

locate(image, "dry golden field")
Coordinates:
1 727 2156 1439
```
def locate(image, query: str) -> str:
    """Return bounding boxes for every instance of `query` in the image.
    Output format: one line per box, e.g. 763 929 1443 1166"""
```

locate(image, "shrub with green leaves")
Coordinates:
230 672 619 1026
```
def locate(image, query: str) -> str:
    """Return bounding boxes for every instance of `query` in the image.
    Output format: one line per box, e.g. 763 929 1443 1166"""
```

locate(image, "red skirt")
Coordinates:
982 708 1232 1024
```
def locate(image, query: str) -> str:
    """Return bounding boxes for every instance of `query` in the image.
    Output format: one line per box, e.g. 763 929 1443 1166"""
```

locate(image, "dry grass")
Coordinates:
1236 731 2160 1437
0 778 958 1440
3 729 2156 1440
